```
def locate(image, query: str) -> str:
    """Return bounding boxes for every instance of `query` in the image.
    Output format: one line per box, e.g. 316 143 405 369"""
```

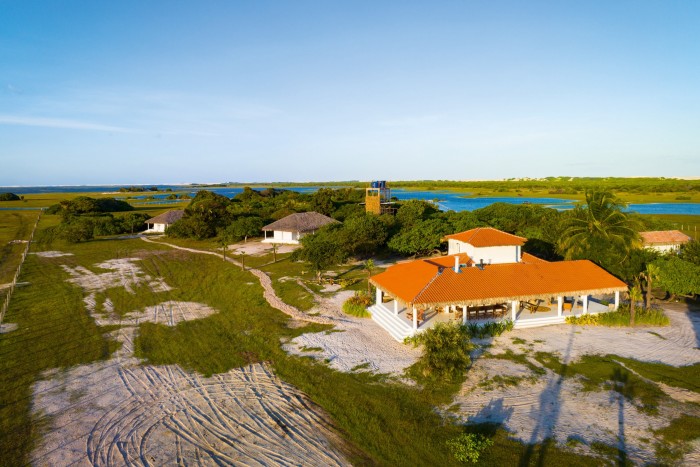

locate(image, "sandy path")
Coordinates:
140 236 332 326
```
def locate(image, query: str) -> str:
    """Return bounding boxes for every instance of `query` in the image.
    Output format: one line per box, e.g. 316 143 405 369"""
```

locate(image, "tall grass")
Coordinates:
342 291 372 317
566 305 669 327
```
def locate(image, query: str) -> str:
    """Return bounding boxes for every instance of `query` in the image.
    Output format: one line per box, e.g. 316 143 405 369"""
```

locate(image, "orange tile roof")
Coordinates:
445 227 527 247
640 230 691 245
370 255 626 307
521 252 549 264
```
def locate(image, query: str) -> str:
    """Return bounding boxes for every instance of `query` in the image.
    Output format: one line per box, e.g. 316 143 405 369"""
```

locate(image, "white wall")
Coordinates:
448 240 519 264
153 223 166 233
262 230 301 244
646 243 682 253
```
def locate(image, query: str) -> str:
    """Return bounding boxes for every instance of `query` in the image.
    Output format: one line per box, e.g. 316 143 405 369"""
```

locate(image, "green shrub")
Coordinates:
342 291 372 317
446 433 494 463
407 322 473 380
0 192 20 201
467 320 514 338
567 306 669 327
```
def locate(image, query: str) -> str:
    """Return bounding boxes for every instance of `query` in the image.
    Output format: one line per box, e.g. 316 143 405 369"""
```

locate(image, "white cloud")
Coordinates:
0 115 134 133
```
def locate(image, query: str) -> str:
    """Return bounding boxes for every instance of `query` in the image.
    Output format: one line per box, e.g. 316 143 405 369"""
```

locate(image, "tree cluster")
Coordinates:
0 192 21 201
44 196 146 242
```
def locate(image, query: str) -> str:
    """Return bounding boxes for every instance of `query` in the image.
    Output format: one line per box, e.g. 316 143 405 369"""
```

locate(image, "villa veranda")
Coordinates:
368 291 619 342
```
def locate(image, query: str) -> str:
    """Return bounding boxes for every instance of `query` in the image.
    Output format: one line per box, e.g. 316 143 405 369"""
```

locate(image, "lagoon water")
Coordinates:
1 185 699 215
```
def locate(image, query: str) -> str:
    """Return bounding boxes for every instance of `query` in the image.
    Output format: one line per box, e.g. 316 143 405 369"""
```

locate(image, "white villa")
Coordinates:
262 212 338 244
369 227 628 341
640 230 692 253
144 210 184 233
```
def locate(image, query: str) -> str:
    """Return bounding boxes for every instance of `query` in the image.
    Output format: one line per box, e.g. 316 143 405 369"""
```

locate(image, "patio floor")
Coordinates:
383 298 611 331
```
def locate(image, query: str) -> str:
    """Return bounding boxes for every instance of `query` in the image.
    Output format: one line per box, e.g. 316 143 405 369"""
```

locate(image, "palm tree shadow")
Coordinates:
610 367 634 467
519 326 576 467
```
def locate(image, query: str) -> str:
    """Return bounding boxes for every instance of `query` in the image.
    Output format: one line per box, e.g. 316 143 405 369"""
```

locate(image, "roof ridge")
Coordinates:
412 266 448 305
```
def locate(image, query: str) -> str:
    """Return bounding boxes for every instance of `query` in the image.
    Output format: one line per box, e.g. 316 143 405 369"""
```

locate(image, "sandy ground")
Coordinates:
30 250 73 257
30 253 350 466
452 305 700 465
30 240 699 464
229 240 299 256
282 289 421 375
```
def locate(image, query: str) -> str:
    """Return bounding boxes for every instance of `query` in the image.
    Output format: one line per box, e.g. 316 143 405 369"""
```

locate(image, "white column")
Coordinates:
375 288 383 306
511 301 518 321
462 305 467 325
614 291 620 310
582 295 589 314
394 299 399 315
557 296 563 317
412 306 418 332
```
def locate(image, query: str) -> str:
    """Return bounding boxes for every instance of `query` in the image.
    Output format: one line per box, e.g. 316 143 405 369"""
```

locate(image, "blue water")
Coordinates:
390 189 575 212
1 185 698 215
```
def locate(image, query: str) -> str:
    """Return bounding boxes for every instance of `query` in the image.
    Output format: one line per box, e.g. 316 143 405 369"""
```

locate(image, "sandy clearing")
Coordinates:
452 306 700 464
31 250 73 257
488 309 700 367
283 288 421 375
31 252 350 465
230 240 299 256
453 358 682 465
62 258 172 295
32 360 348 466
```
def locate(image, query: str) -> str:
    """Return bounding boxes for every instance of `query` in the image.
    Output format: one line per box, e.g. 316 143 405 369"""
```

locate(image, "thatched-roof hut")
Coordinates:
144 210 184 233
262 211 338 244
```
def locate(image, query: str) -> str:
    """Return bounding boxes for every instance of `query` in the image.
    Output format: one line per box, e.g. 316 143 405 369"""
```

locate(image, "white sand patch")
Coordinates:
231 240 299 256
31 255 348 465
31 360 348 466
31 250 73 257
454 364 677 465
283 289 421 375
61 258 173 295
451 306 700 464
488 308 700 367
0 323 18 333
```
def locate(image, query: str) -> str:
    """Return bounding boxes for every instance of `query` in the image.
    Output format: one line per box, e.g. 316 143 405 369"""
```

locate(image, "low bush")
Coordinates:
566 305 669 327
407 322 473 380
0 192 20 201
446 433 494 463
342 291 372 318
467 319 514 338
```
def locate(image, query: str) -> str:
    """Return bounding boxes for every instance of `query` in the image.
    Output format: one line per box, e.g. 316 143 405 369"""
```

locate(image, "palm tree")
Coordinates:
628 285 642 326
558 190 642 264
363 259 375 294
641 263 660 310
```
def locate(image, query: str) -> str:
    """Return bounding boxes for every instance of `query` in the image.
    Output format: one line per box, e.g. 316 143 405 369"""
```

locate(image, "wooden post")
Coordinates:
582 295 589 314
375 288 383 306
412 306 418 332
557 296 563 317
614 291 620 310
394 299 399 315
511 301 518 321
462 305 467 325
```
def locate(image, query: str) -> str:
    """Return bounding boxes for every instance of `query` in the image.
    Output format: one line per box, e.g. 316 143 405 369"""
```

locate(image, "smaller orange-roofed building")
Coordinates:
640 230 692 253
368 227 628 341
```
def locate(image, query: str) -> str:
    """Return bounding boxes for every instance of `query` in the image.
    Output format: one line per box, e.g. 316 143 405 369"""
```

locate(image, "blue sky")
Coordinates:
1 1 699 185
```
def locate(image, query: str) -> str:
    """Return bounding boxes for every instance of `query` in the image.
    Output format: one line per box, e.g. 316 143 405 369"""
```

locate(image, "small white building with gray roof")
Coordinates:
262 211 338 244
144 210 185 233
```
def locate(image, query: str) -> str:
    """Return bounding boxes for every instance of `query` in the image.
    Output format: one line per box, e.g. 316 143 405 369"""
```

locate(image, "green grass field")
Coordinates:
0 214 605 465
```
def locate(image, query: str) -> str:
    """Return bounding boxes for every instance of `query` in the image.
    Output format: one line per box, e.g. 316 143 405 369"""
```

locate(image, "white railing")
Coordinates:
0 210 43 325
